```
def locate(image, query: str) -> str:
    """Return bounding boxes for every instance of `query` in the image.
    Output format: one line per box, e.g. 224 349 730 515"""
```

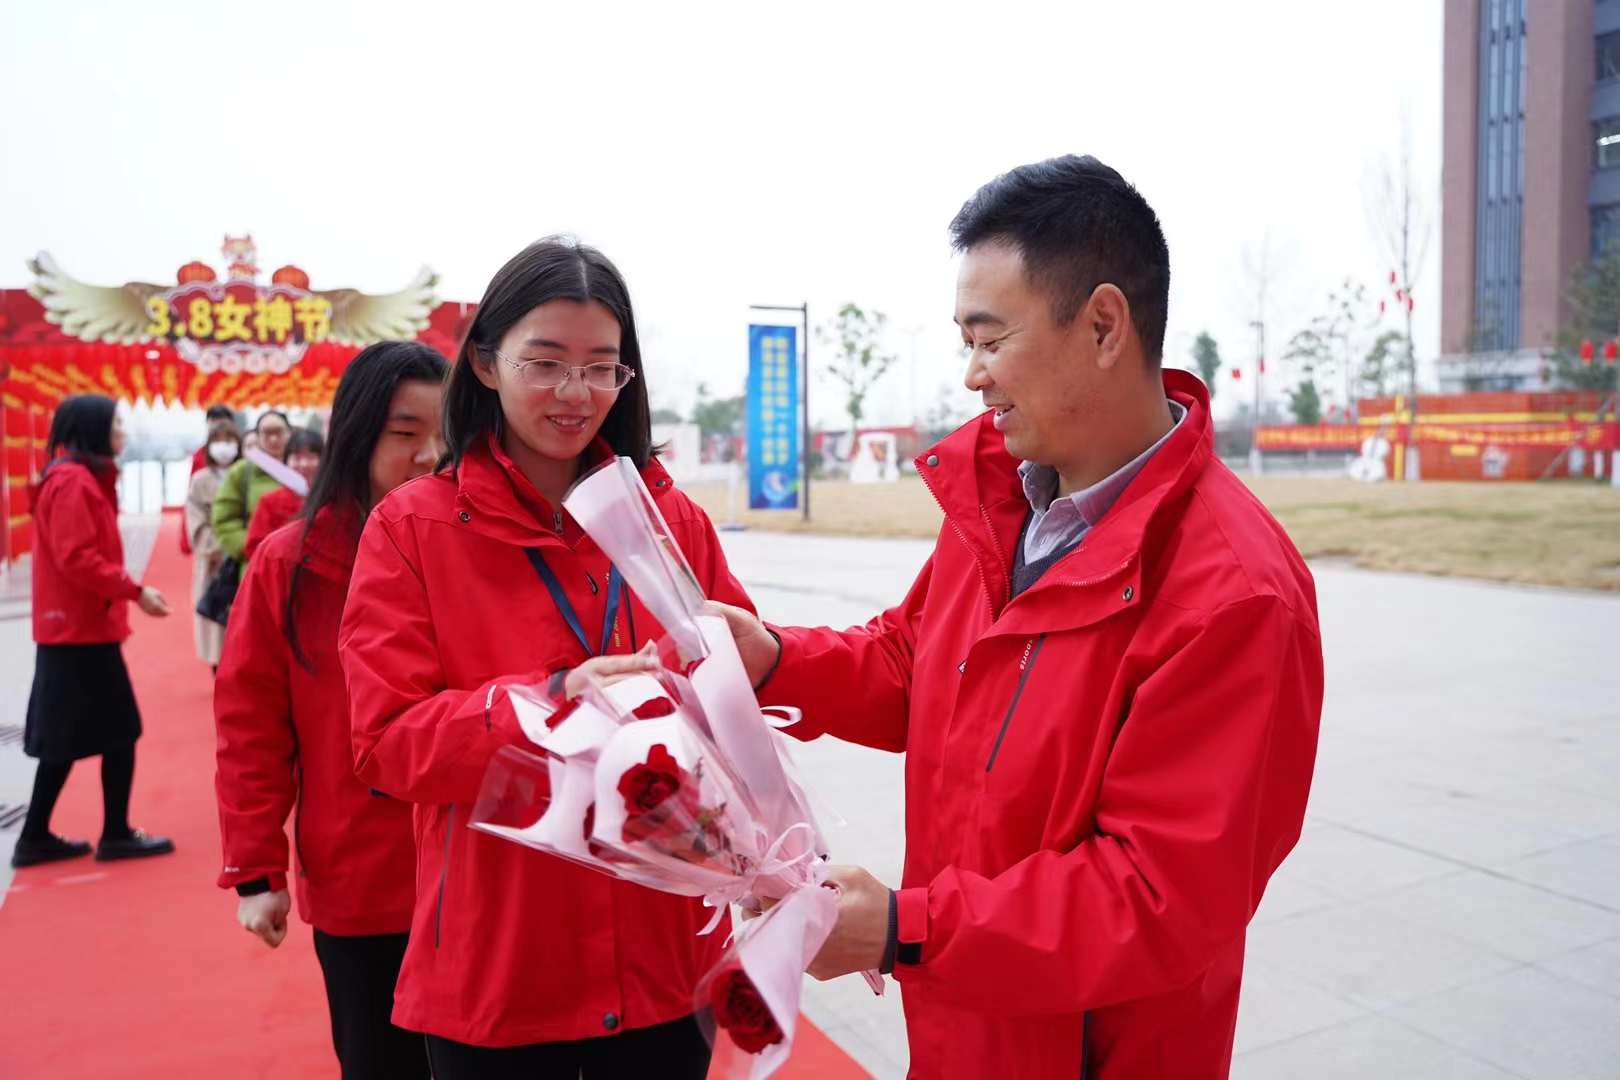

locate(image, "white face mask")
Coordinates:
208 441 240 466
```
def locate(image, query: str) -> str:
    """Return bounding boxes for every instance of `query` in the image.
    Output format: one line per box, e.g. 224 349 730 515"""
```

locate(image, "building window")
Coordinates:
1599 31 1620 81
1593 204 1620 259
1598 118 1620 169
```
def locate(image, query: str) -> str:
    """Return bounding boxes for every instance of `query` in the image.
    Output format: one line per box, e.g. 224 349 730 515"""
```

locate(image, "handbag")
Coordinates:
196 556 240 625
195 461 255 626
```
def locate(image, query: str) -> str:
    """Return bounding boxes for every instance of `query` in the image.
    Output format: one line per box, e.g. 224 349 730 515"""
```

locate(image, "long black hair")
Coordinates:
46 394 117 459
441 236 654 470
284 341 448 668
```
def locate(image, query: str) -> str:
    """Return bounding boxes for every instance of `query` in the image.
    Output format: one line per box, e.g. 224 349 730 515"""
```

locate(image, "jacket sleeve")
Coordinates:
891 594 1323 1014
46 477 141 602
186 472 220 562
340 512 560 806
210 463 249 561
751 555 934 754
213 552 296 893
245 492 294 562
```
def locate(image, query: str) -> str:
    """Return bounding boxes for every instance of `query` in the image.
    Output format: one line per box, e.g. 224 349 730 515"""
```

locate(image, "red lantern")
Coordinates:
1395 288 1404 303
177 261 216 285
1407 296 1415 313
1389 270 1397 285
1605 340 1618 363
1231 368 1242 380
1378 300 1386 315
1580 340 1596 365
1259 356 1267 374
271 265 310 291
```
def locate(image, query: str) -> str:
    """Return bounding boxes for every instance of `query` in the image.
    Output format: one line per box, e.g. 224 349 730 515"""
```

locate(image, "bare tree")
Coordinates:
1365 119 1433 477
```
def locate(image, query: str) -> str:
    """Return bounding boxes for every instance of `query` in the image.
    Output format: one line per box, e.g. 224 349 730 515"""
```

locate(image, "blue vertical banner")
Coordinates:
747 324 800 510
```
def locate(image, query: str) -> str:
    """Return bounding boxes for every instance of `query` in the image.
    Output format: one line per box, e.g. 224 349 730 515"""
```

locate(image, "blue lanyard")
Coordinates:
523 548 622 658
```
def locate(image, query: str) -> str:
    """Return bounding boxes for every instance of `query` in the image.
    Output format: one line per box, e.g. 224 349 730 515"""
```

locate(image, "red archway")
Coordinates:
1 283 471 566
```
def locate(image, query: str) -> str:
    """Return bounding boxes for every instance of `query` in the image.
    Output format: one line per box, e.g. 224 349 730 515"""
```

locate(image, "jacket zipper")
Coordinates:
985 633 1046 772
435 805 455 947
918 465 998 621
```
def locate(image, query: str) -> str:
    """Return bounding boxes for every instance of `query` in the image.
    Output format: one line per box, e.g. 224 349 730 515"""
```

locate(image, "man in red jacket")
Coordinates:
719 156 1324 1078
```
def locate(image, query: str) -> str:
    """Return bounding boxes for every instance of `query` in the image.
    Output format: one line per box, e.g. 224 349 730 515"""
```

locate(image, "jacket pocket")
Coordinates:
985 634 1046 772
434 805 455 948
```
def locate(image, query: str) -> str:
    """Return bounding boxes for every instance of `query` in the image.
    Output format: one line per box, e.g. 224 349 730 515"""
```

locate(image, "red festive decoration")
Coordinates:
1605 340 1618 363
1378 300 1386 315
1389 270 1398 285
1231 368 1242 380
177 261 217 285
1580 340 1596 365
270 265 310 291
1407 296 1415 313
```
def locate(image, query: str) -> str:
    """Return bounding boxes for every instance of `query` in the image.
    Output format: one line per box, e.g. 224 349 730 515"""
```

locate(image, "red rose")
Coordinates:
631 696 676 719
709 966 783 1054
618 743 685 816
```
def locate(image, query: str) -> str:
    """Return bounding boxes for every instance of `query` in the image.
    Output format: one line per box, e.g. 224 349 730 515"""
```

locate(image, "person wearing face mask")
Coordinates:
210 409 293 565
339 238 756 1079
187 419 243 668
181 405 237 557
215 343 447 1080
245 427 324 560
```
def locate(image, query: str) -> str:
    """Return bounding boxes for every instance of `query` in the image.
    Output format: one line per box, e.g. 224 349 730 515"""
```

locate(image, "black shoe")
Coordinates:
95 828 175 862
11 833 94 868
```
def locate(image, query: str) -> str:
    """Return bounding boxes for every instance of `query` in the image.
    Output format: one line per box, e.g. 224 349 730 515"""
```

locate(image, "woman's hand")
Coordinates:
237 889 292 948
563 642 661 699
137 586 171 618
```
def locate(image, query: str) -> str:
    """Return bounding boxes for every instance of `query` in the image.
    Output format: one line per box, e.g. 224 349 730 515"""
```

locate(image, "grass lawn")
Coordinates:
682 474 1620 592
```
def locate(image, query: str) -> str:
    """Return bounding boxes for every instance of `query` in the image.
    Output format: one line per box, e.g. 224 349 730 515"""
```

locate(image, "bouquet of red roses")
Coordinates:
471 458 878 1078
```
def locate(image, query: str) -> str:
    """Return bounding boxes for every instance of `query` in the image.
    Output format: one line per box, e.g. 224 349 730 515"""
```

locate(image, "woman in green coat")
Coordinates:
211 411 291 561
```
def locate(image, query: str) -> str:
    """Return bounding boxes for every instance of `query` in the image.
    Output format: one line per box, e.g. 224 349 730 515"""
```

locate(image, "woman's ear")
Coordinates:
469 347 501 393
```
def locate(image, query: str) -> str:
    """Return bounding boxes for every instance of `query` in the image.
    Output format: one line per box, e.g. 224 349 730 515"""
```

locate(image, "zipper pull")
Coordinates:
586 572 600 596
553 510 564 533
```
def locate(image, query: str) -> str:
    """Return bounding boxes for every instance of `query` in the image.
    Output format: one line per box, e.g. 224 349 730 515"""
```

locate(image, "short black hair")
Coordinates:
283 427 324 461
205 404 235 422
950 154 1170 364
46 394 117 458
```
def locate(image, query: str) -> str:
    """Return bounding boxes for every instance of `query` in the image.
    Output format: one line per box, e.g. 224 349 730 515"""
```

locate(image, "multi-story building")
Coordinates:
1438 0 1603 390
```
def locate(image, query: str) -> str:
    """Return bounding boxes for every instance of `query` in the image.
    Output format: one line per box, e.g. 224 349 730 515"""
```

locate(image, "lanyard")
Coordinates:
523 547 622 658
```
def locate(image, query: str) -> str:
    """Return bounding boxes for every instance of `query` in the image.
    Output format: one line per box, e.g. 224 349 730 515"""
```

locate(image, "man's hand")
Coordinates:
808 865 891 981
237 889 292 948
706 602 781 689
137 586 171 617
564 642 660 699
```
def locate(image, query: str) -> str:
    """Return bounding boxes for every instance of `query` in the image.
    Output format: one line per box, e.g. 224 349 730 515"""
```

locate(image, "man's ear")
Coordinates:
1086 284 1131 372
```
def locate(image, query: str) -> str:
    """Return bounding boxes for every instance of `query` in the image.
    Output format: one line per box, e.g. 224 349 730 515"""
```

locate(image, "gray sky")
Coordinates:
2 0 1442 432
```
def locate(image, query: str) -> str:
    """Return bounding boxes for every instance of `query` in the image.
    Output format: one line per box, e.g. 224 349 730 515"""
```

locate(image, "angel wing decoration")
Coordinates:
26 252 165 345
316 266 439 346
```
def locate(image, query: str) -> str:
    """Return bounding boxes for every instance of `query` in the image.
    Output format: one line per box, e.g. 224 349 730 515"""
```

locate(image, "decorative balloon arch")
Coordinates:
1 235 472 565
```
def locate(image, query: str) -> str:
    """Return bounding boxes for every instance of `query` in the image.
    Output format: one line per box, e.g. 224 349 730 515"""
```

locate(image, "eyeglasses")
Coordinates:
492 351 636 391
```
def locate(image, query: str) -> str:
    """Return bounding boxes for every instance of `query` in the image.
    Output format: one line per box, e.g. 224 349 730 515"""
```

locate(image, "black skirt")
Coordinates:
24 643 143 762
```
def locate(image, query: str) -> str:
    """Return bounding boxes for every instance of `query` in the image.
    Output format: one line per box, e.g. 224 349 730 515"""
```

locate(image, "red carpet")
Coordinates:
0 510 871 1079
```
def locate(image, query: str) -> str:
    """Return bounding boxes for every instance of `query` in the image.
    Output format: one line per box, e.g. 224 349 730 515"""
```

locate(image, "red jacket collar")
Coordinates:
294 503 363 582
33 455 118 512
918 368 1214 608
452 433 675 548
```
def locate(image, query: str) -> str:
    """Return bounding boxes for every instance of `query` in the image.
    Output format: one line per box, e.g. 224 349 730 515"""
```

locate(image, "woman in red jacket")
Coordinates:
214 342 448 1080
340 237 755 1080
243 426 324 560
13 394 175 868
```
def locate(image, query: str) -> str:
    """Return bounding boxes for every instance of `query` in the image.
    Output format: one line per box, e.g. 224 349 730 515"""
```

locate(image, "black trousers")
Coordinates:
311 929 428 1080
424 1015 712 1080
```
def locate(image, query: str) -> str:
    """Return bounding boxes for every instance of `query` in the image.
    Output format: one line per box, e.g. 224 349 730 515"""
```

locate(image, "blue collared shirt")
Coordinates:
1017 400 1187 563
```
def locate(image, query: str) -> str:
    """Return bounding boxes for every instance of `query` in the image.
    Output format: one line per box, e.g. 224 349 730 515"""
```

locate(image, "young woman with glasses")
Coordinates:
339 237 756 1080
